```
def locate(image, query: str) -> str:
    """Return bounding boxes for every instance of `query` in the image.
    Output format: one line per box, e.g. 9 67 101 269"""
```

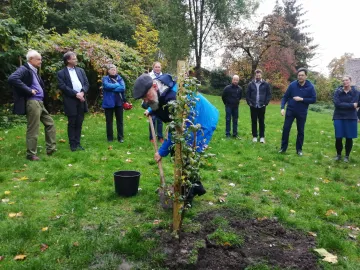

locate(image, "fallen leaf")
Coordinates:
0 256 4 261
323 179 331 184
229 183 235 187
68 164 73 167
217 169 222 172
73 242 79 247
73 184 80 187
257 216 268 221
19 176 29 181
42 227 48 232
314 187 320 192
40 243 49 252
262 189 270 192
0 137 4 141
14 254 26 261
326 209 338 216
314 248 338 264
208 202 214 205
153 219 162 225
238 164 243 167
59 139 66 143
308 232 317 237
4 191 11 195
270 177 275 181
348 233 357 240
222 193 228 197
16 136 21 139
290 209 296 214
108 145 113 150
8 212 23 218
40 178 45 181
1 198 9 203
219 197 226 203
257 157 263 160
223 242 231 247
125 158 132 163
8 202 15 205
313 192 320 196
126 151 131 155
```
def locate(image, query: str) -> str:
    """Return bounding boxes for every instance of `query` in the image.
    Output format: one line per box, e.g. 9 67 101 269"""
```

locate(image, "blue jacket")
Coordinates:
102 75 126 109
152 75 219 157
281 80 316 114
333 86 360 120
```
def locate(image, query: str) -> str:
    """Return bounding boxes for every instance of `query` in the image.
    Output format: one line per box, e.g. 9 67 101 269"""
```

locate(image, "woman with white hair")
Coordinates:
333 75 360 162
102 64 126 143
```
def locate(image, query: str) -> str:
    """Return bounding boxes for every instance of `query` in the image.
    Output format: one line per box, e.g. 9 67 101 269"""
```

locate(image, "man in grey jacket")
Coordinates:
246 69 271 143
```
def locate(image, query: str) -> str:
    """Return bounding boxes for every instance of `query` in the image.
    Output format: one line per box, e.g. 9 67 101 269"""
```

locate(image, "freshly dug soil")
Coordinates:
157 209 319 270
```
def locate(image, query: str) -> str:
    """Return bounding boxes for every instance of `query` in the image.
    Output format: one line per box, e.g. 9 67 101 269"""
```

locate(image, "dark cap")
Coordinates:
133 74 154 99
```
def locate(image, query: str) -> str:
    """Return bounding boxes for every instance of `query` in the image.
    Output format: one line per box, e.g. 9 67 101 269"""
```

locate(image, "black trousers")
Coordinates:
281 110 307 151
67 108 84 149
104 107 123 141
250 106 266 138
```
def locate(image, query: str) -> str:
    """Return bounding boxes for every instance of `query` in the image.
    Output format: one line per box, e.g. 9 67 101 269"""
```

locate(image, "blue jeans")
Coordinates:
281 110 307 151
225 106 239 136
149 115 163 140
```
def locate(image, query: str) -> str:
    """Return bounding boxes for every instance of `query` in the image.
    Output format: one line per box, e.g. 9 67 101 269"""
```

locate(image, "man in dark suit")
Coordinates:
8 50 56 161
57 52 89 151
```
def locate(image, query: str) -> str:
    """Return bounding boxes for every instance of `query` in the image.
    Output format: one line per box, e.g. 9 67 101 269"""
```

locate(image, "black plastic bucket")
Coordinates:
114 170 141 197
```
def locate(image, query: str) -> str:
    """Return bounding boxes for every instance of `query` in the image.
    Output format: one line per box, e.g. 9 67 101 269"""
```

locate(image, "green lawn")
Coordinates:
0 95 359 269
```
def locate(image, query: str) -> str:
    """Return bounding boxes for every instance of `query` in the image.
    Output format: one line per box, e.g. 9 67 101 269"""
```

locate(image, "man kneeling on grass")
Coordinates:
133 73 219 203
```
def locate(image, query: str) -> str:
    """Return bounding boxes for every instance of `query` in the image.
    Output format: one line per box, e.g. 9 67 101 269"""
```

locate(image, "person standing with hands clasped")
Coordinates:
102 64 126 143
57 52 89 152
246 69 271 143
222 75 242 139
279 68 316 156
332 76 359 162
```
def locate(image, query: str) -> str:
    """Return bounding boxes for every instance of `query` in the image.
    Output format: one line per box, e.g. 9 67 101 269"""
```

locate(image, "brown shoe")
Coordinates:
27 155 40 161
47 149 57 156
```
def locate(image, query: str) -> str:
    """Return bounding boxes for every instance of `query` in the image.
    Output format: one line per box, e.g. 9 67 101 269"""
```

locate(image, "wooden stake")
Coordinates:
172 60 188 236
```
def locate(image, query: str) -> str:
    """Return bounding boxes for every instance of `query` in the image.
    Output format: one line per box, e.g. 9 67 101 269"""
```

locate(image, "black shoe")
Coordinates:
70 147 77 152
193 181 206 196
233 135 241 140
344 156 349 163
334 155 341 161
226 135 231 139
278 149 286 154
107 139 113 142
118 139 124 143
297 150 303 156
77 145 85 151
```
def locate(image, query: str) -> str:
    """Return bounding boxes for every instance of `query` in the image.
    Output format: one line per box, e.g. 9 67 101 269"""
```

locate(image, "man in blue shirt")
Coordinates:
279 68 316 156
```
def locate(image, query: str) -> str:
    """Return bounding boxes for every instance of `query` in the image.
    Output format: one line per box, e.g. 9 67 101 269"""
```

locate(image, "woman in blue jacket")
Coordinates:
333 75 360 162
102 64 126 142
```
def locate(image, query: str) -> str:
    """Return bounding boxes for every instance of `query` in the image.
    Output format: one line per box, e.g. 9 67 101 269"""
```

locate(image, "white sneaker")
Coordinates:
260 137 265 143
252 137 258 142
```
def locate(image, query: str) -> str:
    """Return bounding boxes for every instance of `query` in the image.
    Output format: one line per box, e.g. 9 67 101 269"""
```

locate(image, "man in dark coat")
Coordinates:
222 75 242 138
279 68 317 156
57 52 89 151
246 69 272 143
8 50 56 161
